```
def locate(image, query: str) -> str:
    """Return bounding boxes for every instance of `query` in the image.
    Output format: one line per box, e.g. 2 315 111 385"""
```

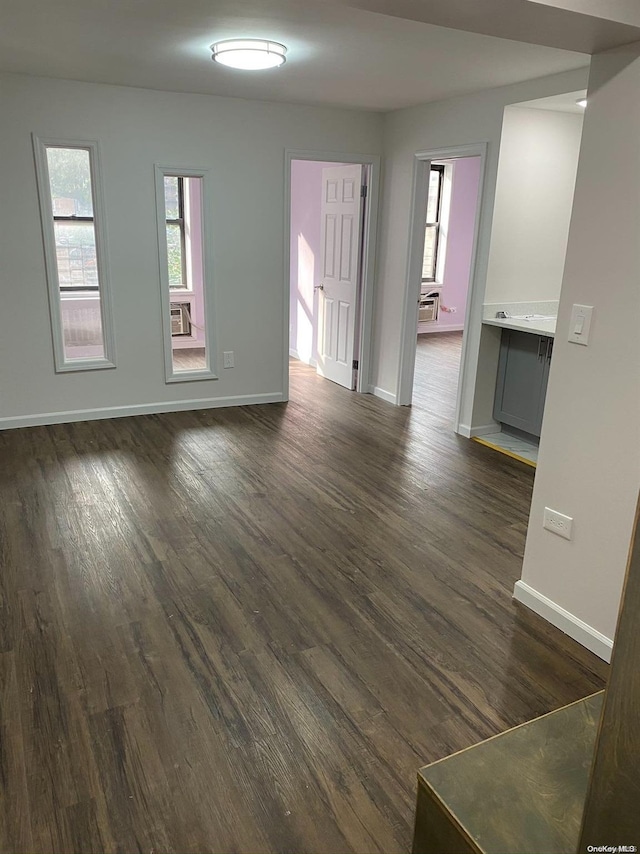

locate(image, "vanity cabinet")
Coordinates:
493 329 553 438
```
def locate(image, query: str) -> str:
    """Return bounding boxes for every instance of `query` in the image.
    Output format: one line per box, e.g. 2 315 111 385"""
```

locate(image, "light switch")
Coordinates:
568 304 593 346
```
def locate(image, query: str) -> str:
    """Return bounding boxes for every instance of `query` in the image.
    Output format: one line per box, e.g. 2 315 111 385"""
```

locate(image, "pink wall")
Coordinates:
433 156 482 331
289 159 330 364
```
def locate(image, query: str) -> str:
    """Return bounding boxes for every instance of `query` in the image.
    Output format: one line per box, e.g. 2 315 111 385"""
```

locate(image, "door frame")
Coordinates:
396 143 487 433
283 149 381 399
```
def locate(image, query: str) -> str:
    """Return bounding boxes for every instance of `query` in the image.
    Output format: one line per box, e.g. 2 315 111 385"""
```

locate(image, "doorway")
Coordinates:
413 156 482 423
284 151 381 399
396 144 487 430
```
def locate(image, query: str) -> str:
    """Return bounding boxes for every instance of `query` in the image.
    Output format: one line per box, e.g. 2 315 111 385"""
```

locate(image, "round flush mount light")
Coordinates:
211 39 287 70
576 98 587 108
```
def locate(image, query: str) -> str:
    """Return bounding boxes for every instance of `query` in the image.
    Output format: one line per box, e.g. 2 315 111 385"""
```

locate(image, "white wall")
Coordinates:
515 40 640 659
372 67 590 417
484 107 583 303
0 73 382 427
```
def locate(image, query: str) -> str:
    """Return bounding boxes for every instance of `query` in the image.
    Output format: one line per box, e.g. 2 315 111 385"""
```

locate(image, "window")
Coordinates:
422 164 445 283
49 148 97 291
164 176 187 288
33 136 115 371
155 166 216 382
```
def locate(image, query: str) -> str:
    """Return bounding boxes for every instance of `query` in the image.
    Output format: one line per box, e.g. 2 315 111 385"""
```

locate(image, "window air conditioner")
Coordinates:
419 294 439 323
170 303 191 336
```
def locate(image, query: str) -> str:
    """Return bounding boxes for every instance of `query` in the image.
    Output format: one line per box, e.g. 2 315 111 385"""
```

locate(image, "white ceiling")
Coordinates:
0 0 592 111
340 0 640 53
532 0 640 27
514 89 588 113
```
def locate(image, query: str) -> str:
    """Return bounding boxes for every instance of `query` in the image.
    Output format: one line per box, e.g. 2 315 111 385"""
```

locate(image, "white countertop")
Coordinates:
483 316 556 337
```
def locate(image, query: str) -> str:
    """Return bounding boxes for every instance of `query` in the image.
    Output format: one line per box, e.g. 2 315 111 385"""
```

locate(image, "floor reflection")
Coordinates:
173 347 206 371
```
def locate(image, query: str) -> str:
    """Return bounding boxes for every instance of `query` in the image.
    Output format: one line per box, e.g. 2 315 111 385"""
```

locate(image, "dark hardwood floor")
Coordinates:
413 331 463 421
0 339 607 853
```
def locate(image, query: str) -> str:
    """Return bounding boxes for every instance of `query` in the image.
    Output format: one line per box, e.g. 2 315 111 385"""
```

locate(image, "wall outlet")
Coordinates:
543 507 573 541
223 351 235 368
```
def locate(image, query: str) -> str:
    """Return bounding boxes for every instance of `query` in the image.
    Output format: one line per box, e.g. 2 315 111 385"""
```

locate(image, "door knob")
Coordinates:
314 283 324 291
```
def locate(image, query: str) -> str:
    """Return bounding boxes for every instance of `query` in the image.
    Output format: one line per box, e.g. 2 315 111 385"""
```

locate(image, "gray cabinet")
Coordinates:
493 330 553 438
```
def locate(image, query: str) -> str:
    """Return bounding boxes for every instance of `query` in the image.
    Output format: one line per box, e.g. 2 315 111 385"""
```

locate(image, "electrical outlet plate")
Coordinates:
543 507 573 541
568 304 593 346
223 351 234 368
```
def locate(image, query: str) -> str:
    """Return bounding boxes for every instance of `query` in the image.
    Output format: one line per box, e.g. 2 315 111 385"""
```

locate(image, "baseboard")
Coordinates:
513 580 613 663
0 392 285 431
368 385 397 405
472 423 501 438
457 423 498 439
289 347 300 359
456 421 500 439
418 324 465 335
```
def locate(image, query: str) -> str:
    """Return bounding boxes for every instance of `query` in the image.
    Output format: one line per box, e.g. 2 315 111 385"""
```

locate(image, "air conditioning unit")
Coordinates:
170 303 191 336
419 293 439 323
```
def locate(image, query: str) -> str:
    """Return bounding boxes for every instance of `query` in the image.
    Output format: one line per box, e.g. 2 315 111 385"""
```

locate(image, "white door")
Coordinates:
316 164 364 389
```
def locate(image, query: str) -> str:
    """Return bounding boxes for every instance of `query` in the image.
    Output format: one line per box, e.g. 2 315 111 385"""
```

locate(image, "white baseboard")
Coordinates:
513 580 613 663
418 324 465 335
457 422 498 439
471 423 500 438
0 392 285 431
368 385 397 405
289 347 299 359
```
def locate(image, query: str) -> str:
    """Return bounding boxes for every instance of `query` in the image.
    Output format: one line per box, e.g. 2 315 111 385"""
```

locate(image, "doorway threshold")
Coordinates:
472 431 538 467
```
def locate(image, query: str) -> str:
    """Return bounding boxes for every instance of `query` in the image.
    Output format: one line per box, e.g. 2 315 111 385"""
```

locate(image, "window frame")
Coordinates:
422 164 445 284
154 165 217 383
32 135 116 372
53 213 99 293
165 175 188 289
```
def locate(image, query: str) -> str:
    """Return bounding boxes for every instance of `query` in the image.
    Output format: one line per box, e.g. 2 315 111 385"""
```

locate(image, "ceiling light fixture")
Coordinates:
576 98 587 108
211 39 287 70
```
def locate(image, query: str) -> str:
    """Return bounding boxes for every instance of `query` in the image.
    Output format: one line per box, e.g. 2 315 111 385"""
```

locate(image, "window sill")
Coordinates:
166 369 218 383
60 291 101 300
56 356 116 373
